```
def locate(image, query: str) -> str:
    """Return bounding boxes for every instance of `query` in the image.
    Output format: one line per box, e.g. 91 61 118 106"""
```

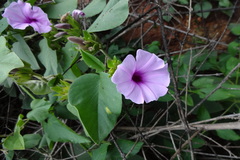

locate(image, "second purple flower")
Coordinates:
2 0 51 33
111 49 170 104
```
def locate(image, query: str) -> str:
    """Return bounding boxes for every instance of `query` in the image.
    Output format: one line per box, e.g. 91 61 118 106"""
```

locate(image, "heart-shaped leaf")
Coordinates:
68 72 122 143
87 0 129 32
0 36 24 84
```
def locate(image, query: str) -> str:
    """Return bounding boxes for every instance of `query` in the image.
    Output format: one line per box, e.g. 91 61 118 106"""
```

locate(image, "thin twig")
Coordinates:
170 130 202 160
119 121 240 139
110 133 127 160
188 63 240 116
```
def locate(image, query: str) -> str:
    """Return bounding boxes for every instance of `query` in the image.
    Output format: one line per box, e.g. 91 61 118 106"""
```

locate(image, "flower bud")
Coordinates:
54 23 72 29
72 9 85 21
68 36 86 49
54 32 67 38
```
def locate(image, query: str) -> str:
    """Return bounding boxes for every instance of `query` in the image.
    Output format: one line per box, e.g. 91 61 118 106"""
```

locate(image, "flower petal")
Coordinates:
28 6 52 33
111 55 136 84
125 84 144 104
136 49 165 72
116 81 135 97
138 83 157 103
111 67 132 84
144 82 168 99
30 22 52 33
120 54 136 75
31 6 51 25
143 64 170 87
19 0 32 17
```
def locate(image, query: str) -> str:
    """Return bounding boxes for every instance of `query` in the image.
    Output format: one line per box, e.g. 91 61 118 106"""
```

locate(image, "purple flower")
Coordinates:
111 49 170 104
2 0 51 33
72 9 85 21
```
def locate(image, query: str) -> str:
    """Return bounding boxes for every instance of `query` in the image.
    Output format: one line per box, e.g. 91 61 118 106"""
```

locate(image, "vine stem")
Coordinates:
100 49 112 60
19 85 35 100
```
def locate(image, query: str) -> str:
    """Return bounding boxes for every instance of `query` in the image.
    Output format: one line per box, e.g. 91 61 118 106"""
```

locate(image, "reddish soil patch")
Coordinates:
121 1 239 53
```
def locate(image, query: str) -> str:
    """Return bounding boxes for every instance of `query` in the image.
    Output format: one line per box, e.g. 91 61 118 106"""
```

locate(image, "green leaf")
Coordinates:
82 0 106 17
219 0 231 7
61 42 81 80
225 57 240 77
194 1 212 18
43 114 90 143
67 103 81 119
229 23 240 36
107 139 143 159
192 77 222 88
87 0 129 32
2 132 25 150
0 36 24 84
26 0 37 5
216 130 240 141
163 6 175 22
68 73 122 143
201 101 224 113
197 106 210 121
44 0 78 19
181 95 194 106
4 150 14 160
221 84 240 98
27 99 52 123
199 87 231 101
92 143 109 160
81 50 105 73
38 134 53 149
72 144 92 160
23 134 41 149
12 34 39 70
38 38 59 76
0 18 8 34
146 41 161 54
2 115 25 150
228 41 240 56
178 0 188 5
23 80 52 95
192 137 205 149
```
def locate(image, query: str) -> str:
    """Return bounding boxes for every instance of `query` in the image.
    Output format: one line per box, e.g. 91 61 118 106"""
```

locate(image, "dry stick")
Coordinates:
119 121 240 135
110 133 127 160
132 23 155 47
157 0 239 133
108 6 158 43
52 144 98 160
171 5 240 15
168 129 181 160
200 133 238 158
141 149 147 160
154 1 195 159
123 104 168 160
125 138 141 158
170 129 202 160
154 0 187 130
165 0 239 130
188 63 240 116
150 144 240 159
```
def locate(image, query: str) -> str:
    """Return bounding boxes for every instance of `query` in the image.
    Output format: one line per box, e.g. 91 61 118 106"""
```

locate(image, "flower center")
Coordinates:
132 72 143 83
25 17 37 23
